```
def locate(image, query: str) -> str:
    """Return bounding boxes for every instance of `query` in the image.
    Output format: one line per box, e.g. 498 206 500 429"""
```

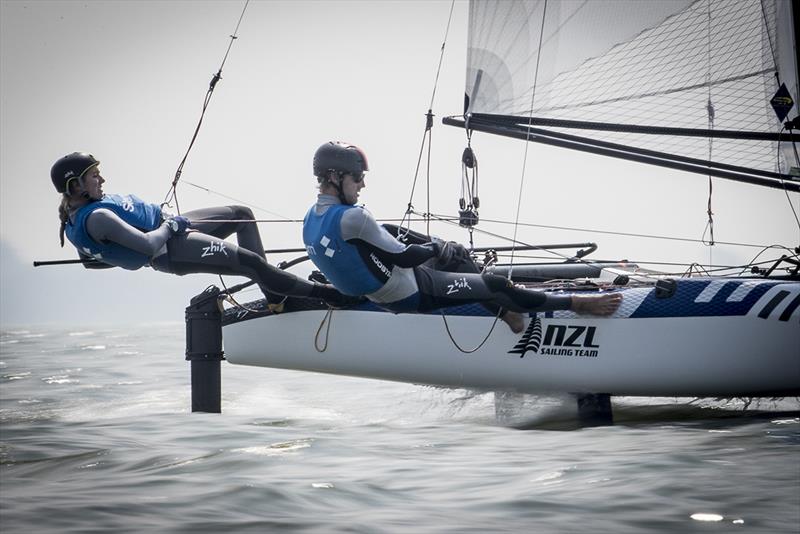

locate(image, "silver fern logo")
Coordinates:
508 314 542 358
508 316 602 358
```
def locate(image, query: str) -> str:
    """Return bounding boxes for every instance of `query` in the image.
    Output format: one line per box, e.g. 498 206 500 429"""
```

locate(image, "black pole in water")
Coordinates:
185 286 224 413
576 393 613 426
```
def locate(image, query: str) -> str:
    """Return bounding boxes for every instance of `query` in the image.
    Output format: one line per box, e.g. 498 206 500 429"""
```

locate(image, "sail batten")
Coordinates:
456 0 799 179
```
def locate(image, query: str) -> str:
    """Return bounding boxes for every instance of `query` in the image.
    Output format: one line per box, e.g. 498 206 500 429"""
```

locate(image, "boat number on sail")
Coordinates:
509 315 600 358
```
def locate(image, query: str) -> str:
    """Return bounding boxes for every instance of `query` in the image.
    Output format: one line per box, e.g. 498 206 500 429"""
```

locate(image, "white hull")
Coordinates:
223 280 800 397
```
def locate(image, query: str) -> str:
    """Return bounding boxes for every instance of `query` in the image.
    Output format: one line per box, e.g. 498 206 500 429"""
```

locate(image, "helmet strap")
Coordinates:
70 175 97 203
328 172 352 205
70 176 89 199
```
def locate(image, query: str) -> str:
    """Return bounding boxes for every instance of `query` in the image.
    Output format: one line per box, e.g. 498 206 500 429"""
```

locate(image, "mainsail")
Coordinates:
444 0 800 191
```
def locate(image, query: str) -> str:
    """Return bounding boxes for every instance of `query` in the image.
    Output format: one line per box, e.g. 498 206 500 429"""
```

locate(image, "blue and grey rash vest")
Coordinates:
303 195 434 306
303 203 386 295
66 194 163 270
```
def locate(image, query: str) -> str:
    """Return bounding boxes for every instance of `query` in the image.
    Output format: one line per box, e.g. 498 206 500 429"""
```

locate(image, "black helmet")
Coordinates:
51 152 99 193
313 141 369 179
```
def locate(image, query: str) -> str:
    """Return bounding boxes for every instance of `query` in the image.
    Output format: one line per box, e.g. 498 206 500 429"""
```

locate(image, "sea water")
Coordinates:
1 323 798 533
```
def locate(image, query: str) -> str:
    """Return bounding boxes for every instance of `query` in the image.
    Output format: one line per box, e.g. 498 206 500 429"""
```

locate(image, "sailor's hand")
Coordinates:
327 294 366 308
432 239 467 268
317 284 366 308
571 292 623 316
165 216 191 235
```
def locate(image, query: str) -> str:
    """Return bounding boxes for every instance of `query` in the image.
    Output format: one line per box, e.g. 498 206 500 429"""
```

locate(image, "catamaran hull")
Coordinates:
223 280 800 397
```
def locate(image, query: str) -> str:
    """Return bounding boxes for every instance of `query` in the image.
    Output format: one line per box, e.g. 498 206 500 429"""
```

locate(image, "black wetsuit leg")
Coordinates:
383 224 508 317
435 247 509 317
152 232 315 297
182 206 265 259
413 266 570 313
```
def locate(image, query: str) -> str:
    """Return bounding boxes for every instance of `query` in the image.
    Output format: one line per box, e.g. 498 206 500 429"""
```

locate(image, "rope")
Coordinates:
439 311 501 354
314 307 334 352
427 115 433 238
739 244 800 276
161 0 250 213
217 275 264 314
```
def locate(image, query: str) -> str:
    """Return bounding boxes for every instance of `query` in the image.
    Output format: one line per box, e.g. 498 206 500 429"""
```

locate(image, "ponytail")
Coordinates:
58 195 71 247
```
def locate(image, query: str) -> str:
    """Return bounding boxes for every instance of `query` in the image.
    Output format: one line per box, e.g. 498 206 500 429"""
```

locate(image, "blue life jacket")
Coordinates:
66 194 163 270
303 204 385 296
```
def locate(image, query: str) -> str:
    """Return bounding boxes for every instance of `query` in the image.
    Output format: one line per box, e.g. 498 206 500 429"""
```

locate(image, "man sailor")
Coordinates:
52 151 352 306
302 141 622 329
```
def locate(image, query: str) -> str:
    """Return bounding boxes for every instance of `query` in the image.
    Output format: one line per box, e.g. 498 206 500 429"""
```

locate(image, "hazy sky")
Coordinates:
1 0 798 326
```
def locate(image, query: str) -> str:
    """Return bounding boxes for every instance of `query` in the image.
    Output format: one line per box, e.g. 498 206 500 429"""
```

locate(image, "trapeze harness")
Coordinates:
303 194 573 314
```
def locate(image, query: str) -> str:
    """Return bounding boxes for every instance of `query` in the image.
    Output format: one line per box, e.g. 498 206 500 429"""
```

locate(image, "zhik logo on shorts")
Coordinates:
446 277 472 295
201 241 228 258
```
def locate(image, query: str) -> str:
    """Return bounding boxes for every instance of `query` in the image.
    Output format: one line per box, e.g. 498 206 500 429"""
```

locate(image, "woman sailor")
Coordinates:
52 151 351 306
302 141 622 325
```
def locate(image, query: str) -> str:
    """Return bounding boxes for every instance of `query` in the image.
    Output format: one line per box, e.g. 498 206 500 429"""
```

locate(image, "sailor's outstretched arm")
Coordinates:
86 209 172 256
341 208 436 267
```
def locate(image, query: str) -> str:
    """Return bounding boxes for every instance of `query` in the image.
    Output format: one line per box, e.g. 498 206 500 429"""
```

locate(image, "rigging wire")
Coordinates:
701 0 715 265
161 0 251 213
180 161 797 253
509 0 549 277
486 252 792 275
402 0 509 352
183 178 450 227
400 0 456 238
417 209 786 250
183 179 293 221
415 209 799 279
418 210 589 265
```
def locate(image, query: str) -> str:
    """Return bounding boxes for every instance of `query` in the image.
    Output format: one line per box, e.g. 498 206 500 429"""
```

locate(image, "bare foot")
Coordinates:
571 293 623 316
500 311 525 333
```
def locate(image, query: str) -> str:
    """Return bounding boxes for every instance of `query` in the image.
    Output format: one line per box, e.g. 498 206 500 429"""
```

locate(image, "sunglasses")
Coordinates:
347 172 365 183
